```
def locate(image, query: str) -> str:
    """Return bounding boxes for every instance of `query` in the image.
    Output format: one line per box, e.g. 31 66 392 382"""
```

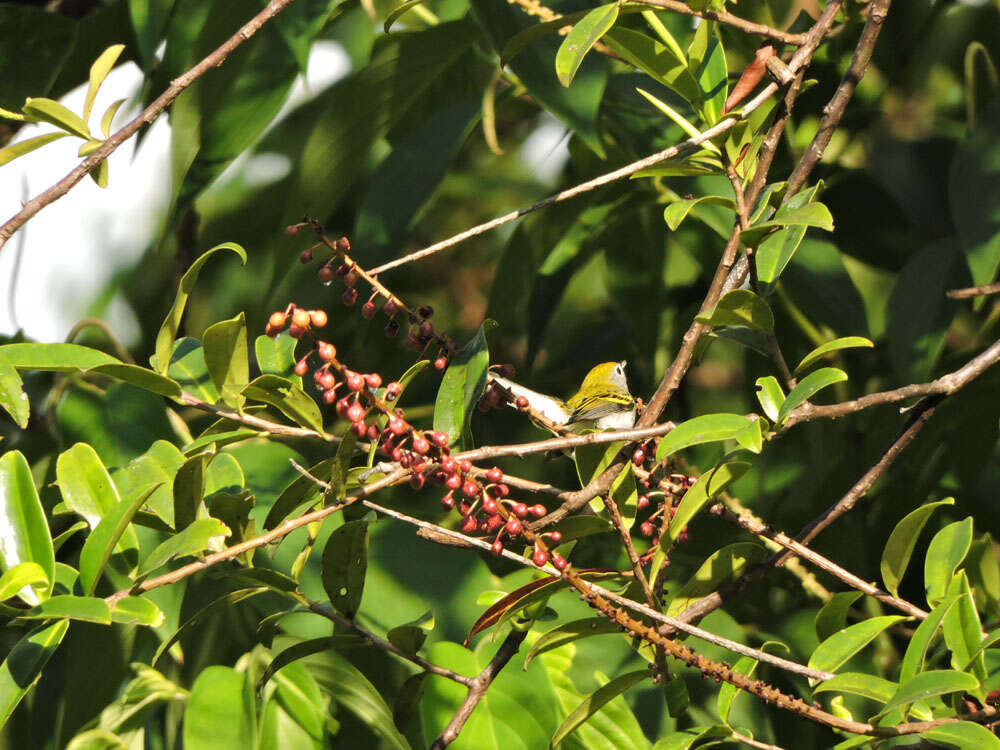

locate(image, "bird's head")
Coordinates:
580 361 629 392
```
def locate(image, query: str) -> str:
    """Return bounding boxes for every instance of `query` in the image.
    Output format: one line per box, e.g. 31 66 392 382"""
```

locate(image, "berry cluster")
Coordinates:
636 472 697 555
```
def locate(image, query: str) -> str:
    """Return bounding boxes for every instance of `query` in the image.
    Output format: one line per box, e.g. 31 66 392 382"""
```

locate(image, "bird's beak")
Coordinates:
620 360 627 369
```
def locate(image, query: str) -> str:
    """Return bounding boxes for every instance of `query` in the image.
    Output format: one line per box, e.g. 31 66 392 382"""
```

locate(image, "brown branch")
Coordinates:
177 391 339 442
948 282 1000 299
602 493 658 608
0 0 297 255
430 629 528 749
631 0 809 46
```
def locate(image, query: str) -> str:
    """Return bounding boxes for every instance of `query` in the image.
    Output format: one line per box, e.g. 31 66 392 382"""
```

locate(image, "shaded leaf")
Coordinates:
881 499 954 598
243 375 324 434
666 543 766 617
321 519 369 618
433 320 495 449
550 670 648 747
524 617 620 667
203 313 249 409
0 619 69 731
900 595 959 683
79 483 161 595
815 591 862 643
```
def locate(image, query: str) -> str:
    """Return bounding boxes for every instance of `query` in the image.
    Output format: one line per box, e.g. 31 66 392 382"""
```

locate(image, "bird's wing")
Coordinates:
488 373 570 424
566 390 634 424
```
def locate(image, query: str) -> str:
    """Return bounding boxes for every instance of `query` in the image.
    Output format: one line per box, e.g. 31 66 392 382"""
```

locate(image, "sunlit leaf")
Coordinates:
555 3 619 88
881 499 954 598
0 451 54 604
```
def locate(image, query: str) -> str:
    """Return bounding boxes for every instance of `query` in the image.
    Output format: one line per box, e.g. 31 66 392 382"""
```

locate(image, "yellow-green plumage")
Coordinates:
565 361 635 427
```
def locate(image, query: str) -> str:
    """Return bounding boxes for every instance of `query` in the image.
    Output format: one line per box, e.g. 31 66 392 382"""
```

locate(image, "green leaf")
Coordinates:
808 616 905 676
0 562 47 601
100 98 126 138
776 367 847 425
79 483 160 595
87 363 182 397
321 518 369 618
111 595 164 626
242 375 324 434
695 289 773 331
0 132 70 167
152 588 266 668
0 451 54 604
21 595 111 623
155 338 218 402
264 457 338 530
387 611 434 656
666 543 766 617
662 460 749 549
120 439 185 526
815 591 862 643
384 0 429 32
259 636 363 693
874 671 979 720
255 332 299 382
0 619 68 731
183 666 256 749
717 655 757 724
637 88 719 150
83 44 125 123
603 26 699 104
942 572 987 685
900 595 959 683
756 184 825 288
795 337 874 375
813 673 896 704
22 97 90 138
0 352 28 428
925 518 973 605
740 201 834 248
652 726 731 750
754 376 784 423
433 320 495 450
138 518 230 576
881 499 954 598
550 670 648 747
154 243 247 377
922 721 1000 750
0 343 119 372
172 452 210 531
664 195 735 231
693 22 727 124
655 414 759 459
524 617 620 667
203 313 249 409
555 3 619 88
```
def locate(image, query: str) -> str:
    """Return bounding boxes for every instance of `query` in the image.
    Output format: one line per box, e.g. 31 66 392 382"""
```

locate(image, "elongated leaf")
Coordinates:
57 443 124 530
664 195 734 231
555 3 619 88
255 332 298 382
0 132 70 167
100 98 126 138
155 243 247 377
754 376 784 423
717 655 757 724
795 337 874 376
813 673 896 704
942 572 987 685
242 375 324 434
603 25 699 103
881 499 954 598
79 483 161 595
667 461 749 550
922 721 1000 750
83 44 125 122
637 88 717 149
87 363 182 397
158 338 218 402
875 670 978 719
203 313 249 409
22 97 90 138
139 518 230 576
321 519 369 618
0 343 118 372
740 201 834 247
153 588 266 667
550 670 648 747
111 595 164 626
925 518 973 605
524 617 620 667
0 562 47 601
776 368 847 425
500 11 591 67
900 595 959 683
0 619 68 730
815 591 862 643
655 414 759 459
0 451 54 604
666 543 766 617
0 353 28 428
259 636 363 692
384 0 428 32
120 439 185 526
696 289 773 331
756 183 824 287
693 21 727 123
21 595 110 623
183 666 256 749
264 457 337 530
808 616 905 676
433 320 494 450
652 726 731 750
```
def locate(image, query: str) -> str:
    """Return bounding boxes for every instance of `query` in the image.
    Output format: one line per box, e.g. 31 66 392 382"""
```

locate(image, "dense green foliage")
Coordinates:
2 0 1000 748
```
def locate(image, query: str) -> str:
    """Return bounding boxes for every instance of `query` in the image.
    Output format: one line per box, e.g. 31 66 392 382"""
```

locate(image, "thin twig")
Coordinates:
632 0 809 45
177 391 338 442
602 493 658 608
0 0 297 255
948 282 1000 299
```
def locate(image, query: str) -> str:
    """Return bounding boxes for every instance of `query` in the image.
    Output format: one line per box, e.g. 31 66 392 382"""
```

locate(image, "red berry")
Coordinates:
409 473 425 489
343 288 358 306
391 446 403 462
462 481 479 498
351 421 367 437
292 309 311 329
299 248 313 263
388 417 406 435
515 396 529 409
318 341 336 362
294 357 309 376
310 310 328 328
269 311 287 329
434 357 447 371
632 449 646 466
547 531 562 544
486 467 503 483
367 424 379 441
318 264 335 283
640 522 655 537
346 372 364 392
460 515 479 534
384 298 400 317
512 502 528 518
335 236 350 254
400 453 413 469
431 431 449 446
412 435 429 454
492 540 504 556
336 397 350 418
486 514 504 532
532 549 548 567
551 554 568 571
459 460 472 473
441 492 455 510
494 484 509 498
445 474 462 490
505 518 522 535
637 495 650 510
482 497 498 514
385 382 402 401
362 301 377 319
323 388 338 404
319 371 336 390
441 456 457 474
530 504 546 518
289 324 305 339
346 403 365 423
458 501 471 516
364 373 382 389
419 320 434 338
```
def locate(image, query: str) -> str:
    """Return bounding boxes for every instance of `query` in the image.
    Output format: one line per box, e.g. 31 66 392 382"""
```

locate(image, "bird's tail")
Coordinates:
487 373 570 425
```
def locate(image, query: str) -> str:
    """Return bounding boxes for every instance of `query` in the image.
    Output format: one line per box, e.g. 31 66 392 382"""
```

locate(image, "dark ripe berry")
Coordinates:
430 470 447 485
462 481 479 498
530 504 547 518
640 521 655 537
419 320 434 338
547 531 562 544
515 396 529 410
486 387 502 407
388 417 406 435
678 528 691 544
404 333 422 352
289 323 305 339
441 492 455 510
367 424 379 441
412 460 427 474
292 309 311 329
431 431 449 447
551 554 568 571
346 403 366 423
391 446 403 462
412 435 429 454
409 473 425 489
477 399 490 413
319 372 336 390
318 264 336 284
512 502 528 518
385 382 402 401
440 456 457 474
343 267 359 287
385 319 400 338
500 364 515 378
491 540 504 556
342 288 358 306
445 474 462 490
434 357 447 371
299 248 313 264
362 301 377 319
317 341 336 361
505 518 522 535
486 514 504 532
336 398 350 418
269 311 288 329
310 310 328 328
417 305 434 319
295 357 309 376
351 421 367 438
458 501 471 516
460 515 479 534
285 224 301 237
494 484 509 498
335 236 350 254
265 322 279 337
532 549 548 567
335 263 349 278
459 460 472 473
323 388 338 404
345 372 364 392
632 449 646 466
486 467 503 483
400 453 413 469
384 298 400 317
365 373 382 389
482 497 498 514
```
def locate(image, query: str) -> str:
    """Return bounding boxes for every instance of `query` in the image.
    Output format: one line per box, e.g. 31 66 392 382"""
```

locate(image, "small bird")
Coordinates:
488 361 636 431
